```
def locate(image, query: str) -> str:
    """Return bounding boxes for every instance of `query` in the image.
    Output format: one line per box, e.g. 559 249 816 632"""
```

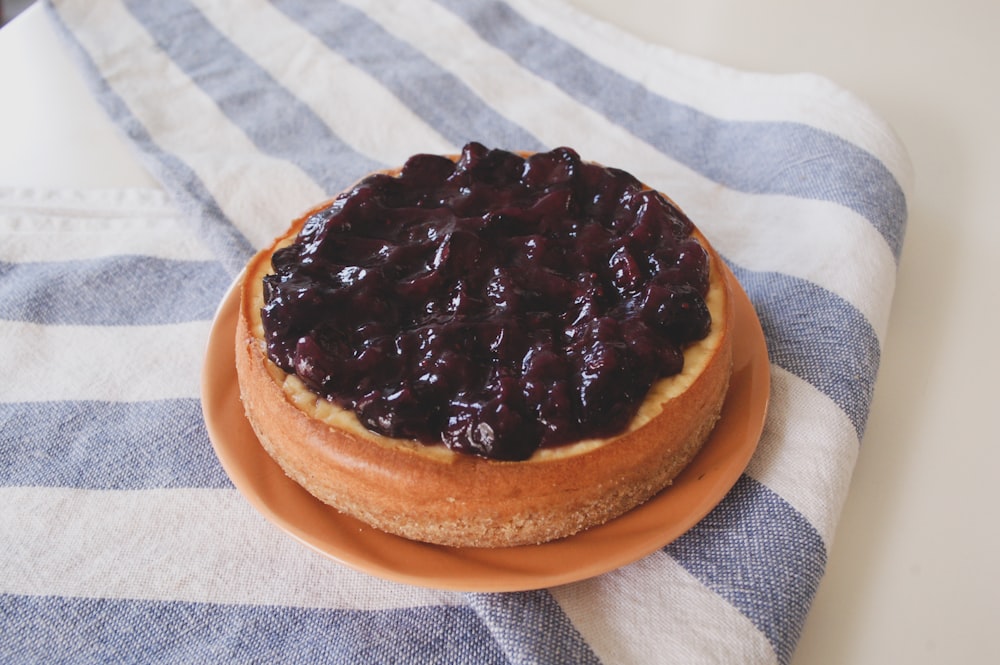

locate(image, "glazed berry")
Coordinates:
261 143 712 460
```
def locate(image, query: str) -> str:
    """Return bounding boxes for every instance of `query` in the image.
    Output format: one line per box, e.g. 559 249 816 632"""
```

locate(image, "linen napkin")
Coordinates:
1 0 911 662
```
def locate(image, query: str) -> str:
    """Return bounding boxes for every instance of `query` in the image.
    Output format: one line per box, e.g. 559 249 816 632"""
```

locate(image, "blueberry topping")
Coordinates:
261 143 712 461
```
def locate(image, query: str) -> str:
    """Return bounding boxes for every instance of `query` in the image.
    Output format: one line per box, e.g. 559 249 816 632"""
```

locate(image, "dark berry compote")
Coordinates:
261 143 712 461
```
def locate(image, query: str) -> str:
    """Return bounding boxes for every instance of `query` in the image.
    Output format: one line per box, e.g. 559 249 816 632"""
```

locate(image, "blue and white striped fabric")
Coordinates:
1 0 911 662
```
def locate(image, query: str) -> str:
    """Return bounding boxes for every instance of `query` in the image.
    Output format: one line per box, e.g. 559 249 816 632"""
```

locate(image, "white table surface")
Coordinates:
2 2 997 663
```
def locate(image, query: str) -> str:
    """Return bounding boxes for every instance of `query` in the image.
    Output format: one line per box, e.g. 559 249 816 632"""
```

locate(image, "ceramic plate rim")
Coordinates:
201 267 769 592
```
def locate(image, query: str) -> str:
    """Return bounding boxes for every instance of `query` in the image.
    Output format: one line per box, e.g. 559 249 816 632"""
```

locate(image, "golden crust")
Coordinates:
235 168 734 548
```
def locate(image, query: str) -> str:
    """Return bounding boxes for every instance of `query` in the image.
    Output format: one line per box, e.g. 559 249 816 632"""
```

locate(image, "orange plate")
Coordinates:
201 267 769 592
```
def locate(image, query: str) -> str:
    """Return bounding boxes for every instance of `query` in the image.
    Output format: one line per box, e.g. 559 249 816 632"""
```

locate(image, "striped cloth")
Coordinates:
1 0 911 662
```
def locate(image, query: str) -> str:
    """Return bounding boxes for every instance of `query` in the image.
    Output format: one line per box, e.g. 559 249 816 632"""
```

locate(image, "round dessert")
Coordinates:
235 143 733 548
